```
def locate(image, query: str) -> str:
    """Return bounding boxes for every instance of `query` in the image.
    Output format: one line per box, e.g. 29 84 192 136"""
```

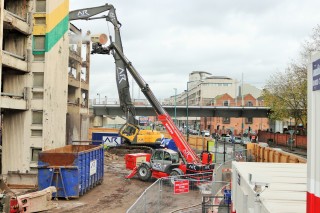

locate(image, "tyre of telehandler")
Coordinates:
169 168 184 186
137 164 152 181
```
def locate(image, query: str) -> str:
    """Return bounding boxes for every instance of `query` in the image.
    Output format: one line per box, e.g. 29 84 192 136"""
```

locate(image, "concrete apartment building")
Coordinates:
0 0 75 186
68 23 91 144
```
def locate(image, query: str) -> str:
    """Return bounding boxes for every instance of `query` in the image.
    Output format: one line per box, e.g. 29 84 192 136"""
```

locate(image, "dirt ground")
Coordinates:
47 151 152 213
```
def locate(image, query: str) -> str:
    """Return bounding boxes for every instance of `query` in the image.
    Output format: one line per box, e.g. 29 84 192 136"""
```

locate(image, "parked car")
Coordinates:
241 137 251 145
201 130 210 137
221 134 231 142
188 129 199 135
234 136 242 144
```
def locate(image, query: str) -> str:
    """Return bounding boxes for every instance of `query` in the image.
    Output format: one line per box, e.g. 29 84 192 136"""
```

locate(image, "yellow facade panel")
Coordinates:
33 14 46 35
46 0 69 33
33 25 46 35
33 13 46 18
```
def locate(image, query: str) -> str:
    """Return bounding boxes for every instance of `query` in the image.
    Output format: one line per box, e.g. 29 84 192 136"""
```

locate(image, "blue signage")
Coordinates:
92 132 122 146
312 59 320 91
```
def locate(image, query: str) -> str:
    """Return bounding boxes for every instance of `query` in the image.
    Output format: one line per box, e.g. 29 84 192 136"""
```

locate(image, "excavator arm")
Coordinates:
69 4 137 125
107 43 201 164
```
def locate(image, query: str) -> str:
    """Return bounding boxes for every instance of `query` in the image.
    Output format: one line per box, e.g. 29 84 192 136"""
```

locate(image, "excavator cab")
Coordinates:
119 123 140 143
119 123 164 146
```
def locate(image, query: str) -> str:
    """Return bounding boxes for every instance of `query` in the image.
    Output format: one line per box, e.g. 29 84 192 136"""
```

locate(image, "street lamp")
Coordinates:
186 86 189 142
186 80 201 142
174 88 177 125
289 117 292 129
97 93 100 104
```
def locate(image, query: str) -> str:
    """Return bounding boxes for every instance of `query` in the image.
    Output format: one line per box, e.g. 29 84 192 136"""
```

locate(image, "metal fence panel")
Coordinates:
127 175 212 213
126 180 161 213
127 148 246 213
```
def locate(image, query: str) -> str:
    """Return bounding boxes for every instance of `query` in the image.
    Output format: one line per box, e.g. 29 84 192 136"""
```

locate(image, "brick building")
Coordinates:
200 93 269 135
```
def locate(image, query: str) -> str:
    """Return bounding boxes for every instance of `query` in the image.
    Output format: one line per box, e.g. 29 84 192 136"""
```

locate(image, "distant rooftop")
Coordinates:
206 76 232 80
190 71 212 75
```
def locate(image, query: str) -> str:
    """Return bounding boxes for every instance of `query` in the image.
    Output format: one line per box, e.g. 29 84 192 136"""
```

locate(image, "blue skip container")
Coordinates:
38 145 104 198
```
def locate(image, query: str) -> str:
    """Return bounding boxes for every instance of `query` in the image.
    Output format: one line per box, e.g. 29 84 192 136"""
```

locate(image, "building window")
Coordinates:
33 92 43 99
31 148 42 161
33 54 45 61
36 0 46 12
31 129 43 136
33 36 45 51
246 117 253 124
223 117 230 124
246 101 253 107
32 111 43 124
33 73 44 88
35 17 46 25
223 101 229 106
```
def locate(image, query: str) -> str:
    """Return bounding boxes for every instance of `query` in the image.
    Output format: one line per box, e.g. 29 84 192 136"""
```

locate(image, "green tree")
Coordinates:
262 63 307 129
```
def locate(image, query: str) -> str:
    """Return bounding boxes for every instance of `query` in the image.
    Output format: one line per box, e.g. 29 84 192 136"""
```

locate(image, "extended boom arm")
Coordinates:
108 43 201 164
69 4 136 124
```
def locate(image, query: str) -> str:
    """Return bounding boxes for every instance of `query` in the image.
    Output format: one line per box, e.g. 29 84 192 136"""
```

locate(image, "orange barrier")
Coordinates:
188 136 209 150
247 143 306 164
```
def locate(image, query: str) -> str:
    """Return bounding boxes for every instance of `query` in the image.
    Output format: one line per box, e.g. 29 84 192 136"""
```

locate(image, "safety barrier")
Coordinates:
126 174 211 213
258 131 307 149
127 157 237 213
247 143 306 163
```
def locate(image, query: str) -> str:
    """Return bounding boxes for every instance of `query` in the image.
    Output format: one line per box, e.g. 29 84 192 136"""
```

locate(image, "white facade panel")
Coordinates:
232 162 307 213
308 52 320 202
42 36 68 150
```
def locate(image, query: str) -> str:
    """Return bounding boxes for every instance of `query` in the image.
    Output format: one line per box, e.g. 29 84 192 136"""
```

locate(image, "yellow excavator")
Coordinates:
119 123 165 147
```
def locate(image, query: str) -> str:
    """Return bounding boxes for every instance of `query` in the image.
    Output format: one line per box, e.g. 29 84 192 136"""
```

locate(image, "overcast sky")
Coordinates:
69 0 320 102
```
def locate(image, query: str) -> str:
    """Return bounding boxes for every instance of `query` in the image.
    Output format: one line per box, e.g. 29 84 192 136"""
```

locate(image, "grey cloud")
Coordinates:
70 0 320 100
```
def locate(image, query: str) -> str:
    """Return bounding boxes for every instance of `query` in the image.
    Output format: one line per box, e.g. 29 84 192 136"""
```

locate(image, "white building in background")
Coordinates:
176 71 238 106
173 71 262 106
241 83 262 99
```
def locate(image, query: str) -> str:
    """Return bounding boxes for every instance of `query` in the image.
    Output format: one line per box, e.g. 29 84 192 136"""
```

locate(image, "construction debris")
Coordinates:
105 151 119 161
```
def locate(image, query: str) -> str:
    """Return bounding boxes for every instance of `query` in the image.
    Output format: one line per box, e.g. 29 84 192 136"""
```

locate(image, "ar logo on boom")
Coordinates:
117 67 127 83
77 10 90 18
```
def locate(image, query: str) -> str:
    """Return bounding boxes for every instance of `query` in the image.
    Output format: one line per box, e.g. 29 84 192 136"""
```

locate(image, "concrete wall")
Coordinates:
34 0 69 149
1 0 70 185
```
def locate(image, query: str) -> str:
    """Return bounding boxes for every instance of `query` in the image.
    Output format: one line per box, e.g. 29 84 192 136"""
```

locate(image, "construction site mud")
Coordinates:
47 151 151 213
